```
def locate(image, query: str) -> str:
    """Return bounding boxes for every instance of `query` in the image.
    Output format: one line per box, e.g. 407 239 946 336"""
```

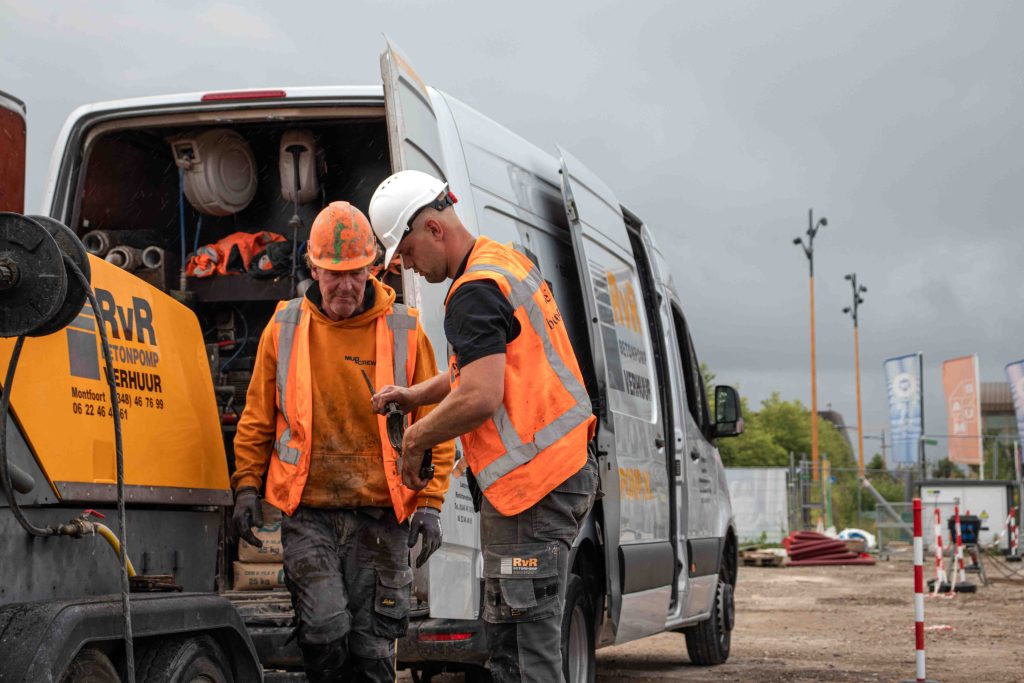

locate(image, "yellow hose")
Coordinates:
94 523 137 577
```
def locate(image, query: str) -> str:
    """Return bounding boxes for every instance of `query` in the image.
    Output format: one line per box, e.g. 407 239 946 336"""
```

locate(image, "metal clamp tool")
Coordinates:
361 369 434 483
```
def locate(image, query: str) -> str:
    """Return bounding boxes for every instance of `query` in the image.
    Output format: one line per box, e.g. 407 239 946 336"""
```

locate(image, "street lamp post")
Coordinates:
794 209 828 482
843 273 868 478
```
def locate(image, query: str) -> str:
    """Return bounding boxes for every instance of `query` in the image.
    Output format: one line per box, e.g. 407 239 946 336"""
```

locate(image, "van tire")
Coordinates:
561 573 596 683
134 634 233 683
683 575 734 666
60 648 120 683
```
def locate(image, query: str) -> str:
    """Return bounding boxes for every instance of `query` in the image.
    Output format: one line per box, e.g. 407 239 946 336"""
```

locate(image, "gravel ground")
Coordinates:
400 548 1024 682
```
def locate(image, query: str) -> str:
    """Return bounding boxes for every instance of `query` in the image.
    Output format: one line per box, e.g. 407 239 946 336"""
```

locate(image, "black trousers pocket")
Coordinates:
372 567 413 638
482 542 560 624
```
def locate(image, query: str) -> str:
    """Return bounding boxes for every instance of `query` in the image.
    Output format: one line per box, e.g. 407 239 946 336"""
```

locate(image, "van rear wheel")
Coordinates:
683 573 734 666
561 573 596 683
60 648 120 683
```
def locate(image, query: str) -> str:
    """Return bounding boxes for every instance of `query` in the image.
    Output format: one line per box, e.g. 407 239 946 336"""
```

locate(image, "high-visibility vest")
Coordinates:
264 296 421 521
445 237 596 516
187 231 286 278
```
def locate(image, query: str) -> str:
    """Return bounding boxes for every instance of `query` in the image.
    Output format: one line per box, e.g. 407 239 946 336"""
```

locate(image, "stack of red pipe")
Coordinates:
782 531 876 566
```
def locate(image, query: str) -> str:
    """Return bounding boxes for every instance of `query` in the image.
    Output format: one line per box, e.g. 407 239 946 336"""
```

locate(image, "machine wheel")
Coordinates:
60 648 120 683
561 573 596 683
683 572 734 666
135 634 233 683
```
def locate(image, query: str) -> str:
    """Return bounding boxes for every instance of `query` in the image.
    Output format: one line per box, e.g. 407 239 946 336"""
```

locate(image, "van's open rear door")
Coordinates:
558 146 674 644
0 90 27 213
380 39 479 621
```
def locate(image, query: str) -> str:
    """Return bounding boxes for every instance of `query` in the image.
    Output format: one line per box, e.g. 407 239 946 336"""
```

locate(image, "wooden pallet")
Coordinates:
740 550 786 567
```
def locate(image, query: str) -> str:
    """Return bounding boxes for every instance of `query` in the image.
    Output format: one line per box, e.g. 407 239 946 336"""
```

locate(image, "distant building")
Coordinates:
981 381 1018 476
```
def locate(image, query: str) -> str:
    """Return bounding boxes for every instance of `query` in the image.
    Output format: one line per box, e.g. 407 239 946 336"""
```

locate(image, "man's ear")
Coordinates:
310 265 321 281
425 215 445 242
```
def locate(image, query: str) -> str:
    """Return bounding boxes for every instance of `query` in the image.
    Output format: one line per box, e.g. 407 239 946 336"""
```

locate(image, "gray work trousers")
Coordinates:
281 506 412 683
480 451 599 683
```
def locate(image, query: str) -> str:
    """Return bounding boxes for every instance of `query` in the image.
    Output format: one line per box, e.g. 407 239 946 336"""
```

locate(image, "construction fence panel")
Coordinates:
726 467 789 544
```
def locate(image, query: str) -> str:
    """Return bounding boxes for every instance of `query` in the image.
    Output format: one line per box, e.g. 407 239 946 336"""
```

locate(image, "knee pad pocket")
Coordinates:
483 542 560 623
372 566 413 638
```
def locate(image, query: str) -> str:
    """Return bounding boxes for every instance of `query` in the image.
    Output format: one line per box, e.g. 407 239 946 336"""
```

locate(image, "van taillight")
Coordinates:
418 632 473 642
201 90 286 102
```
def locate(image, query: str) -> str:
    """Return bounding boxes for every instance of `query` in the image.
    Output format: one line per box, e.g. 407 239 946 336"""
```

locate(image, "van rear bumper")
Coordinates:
397 615 489 666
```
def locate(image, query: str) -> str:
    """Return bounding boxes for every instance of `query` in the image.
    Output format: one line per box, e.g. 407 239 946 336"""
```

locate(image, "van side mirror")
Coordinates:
713 385 744 439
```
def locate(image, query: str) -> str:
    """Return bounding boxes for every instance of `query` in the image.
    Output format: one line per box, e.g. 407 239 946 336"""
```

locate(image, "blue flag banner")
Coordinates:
1006 360 1024 465
885 353 922 467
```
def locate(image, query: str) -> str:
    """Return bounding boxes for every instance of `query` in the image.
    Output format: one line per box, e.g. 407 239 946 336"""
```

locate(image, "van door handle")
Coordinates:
655 435 665 449
690 450 700 461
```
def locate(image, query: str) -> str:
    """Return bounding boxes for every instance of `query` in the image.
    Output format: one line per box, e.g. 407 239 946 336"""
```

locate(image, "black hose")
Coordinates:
0 336 58 537
65 256 136 682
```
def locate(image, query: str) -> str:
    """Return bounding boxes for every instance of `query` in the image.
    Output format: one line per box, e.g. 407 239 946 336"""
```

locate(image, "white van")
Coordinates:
26 39 742 682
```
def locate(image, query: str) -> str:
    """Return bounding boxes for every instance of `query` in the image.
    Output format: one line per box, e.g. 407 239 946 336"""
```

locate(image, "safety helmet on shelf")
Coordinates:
307 201 378 271
368 170 457 266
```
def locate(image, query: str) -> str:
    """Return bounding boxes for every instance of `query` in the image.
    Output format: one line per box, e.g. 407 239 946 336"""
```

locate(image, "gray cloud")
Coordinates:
3 0 1021 461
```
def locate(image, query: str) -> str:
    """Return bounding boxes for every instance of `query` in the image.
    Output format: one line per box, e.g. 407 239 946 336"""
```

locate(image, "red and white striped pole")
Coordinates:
900 498 938 683
931 508 948 596
954 504 966 585
1011 506 1019 558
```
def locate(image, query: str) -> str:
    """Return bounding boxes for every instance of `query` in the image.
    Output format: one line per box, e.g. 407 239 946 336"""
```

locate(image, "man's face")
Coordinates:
312 265 369 320
396 211 448 284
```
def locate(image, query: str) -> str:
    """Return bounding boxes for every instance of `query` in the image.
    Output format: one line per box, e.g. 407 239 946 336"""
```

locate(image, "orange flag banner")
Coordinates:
942 355 982 466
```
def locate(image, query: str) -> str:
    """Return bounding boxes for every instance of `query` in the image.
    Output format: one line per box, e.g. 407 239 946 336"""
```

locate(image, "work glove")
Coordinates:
408 506 442 568
231 487 264 548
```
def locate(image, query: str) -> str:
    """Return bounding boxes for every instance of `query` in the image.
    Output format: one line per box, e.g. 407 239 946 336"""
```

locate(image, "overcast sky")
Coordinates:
3 1 1022 465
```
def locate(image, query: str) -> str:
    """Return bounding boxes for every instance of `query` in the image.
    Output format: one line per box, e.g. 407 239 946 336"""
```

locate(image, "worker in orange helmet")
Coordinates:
230 200 454 682
368 172 598 683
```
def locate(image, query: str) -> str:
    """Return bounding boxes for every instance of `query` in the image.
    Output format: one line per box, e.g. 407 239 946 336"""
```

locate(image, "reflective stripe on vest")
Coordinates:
274 298 417 466
274 298 304 465
464 263 593 492
387 303 417 388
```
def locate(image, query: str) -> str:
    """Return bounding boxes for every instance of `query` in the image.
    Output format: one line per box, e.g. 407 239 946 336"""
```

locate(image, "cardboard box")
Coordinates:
233 561 285 591
238 526 283 563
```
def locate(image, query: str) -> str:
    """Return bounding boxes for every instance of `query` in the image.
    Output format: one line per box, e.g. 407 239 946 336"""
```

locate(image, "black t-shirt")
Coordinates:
444 248 521 368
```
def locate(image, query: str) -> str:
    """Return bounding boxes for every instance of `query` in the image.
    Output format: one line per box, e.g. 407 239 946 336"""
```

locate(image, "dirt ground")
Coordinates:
402 548 1024 682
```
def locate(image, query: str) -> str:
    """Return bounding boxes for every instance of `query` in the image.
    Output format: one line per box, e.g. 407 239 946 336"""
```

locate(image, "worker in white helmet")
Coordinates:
367 170 598 683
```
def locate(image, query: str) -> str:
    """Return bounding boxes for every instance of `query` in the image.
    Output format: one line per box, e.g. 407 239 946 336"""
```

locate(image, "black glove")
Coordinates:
232 487 264 548
408 507 442 568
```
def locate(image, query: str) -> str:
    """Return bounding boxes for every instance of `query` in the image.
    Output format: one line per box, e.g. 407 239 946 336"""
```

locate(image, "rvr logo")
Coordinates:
94 288 157 346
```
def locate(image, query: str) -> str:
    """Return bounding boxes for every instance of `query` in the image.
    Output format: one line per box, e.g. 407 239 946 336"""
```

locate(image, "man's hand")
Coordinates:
371 384 416 415
400 422 432 490
408 507 442 568
231 487 264 548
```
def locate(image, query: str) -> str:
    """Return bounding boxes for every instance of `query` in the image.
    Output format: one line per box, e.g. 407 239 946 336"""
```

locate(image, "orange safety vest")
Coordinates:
187 231 286 278
445 237 596 516
264 296 421 521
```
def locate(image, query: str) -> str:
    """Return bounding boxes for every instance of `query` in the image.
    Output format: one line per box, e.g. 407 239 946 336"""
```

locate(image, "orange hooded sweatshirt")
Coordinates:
231 277 453 511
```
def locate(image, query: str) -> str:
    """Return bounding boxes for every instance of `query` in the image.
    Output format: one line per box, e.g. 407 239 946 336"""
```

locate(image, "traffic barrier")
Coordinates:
900 498 939 683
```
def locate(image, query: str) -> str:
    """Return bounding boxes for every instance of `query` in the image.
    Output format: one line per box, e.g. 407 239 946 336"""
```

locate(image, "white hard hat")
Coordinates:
368 170 455 265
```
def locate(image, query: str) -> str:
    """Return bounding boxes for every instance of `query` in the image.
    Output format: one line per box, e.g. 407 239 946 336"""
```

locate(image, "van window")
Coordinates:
672 306 708 433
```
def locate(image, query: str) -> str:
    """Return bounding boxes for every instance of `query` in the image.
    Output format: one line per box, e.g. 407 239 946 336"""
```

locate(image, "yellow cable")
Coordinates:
94 523 137 578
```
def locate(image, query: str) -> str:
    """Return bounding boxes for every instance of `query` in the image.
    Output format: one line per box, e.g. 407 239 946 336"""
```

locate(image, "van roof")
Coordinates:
66 85 385 117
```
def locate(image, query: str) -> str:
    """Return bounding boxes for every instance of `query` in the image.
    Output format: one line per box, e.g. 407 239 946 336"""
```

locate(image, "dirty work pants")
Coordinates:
281 506 412 683
480 452 599 683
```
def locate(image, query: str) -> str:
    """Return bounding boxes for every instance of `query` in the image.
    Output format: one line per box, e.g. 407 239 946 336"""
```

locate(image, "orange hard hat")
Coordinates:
308 201 378 271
